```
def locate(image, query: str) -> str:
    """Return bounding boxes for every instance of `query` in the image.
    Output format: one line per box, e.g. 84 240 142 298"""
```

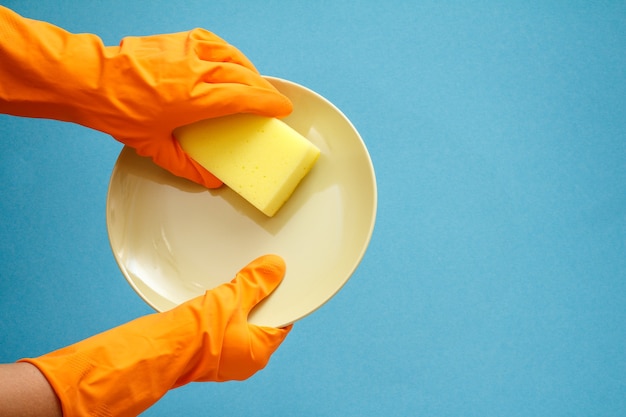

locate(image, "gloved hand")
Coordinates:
19 255 292 417
0 6 292 188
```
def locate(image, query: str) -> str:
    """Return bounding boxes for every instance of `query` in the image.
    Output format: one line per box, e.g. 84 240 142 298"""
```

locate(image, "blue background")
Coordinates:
1 1 625 416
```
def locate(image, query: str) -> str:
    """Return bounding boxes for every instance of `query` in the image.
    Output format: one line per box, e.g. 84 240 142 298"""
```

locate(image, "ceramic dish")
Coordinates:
106 77 377 327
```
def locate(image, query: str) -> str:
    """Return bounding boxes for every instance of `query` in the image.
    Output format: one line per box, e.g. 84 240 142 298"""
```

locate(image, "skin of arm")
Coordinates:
0 363 62 417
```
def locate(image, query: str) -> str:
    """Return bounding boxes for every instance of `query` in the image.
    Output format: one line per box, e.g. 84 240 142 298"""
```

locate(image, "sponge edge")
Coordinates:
174 114 321 217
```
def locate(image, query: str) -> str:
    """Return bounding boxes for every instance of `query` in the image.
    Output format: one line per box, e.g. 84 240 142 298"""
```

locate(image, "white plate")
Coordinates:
106 77 377 327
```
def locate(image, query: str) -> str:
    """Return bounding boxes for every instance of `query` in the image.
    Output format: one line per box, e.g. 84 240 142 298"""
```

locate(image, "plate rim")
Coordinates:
105 76 377 326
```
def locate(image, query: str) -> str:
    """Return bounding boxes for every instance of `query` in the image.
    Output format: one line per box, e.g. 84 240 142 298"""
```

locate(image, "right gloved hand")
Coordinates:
0 6 292 188
19 254 292 417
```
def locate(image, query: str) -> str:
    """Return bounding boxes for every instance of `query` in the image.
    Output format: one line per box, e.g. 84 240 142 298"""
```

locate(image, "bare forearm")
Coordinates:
0 363 62 417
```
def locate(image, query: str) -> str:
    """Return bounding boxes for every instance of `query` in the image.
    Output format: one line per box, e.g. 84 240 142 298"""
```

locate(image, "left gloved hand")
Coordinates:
19 255 292 417
0 6 292 188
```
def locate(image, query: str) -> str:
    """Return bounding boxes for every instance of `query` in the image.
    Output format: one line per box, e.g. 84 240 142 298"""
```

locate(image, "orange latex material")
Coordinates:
19 255 292 417
0 6 292 188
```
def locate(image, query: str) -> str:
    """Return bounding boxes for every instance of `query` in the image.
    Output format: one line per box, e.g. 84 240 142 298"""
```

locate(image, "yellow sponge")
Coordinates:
174 114 320 217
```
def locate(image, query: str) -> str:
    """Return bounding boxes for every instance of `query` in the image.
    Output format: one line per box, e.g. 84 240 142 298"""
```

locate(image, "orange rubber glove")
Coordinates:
19 255 292 417
0 6 292 188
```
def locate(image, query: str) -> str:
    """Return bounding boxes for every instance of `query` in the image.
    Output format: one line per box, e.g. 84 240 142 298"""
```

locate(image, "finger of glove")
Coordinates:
232 255 287 313
194 61 293 116
197 60 278 90
189 28 259 73
169 140 224 188
129 135 224 188
188 81 293 119
219 324 293 381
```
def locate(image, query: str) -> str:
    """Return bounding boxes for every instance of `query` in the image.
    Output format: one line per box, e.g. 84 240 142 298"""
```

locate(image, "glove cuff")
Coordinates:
0 6 111 126
18 304 208 417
